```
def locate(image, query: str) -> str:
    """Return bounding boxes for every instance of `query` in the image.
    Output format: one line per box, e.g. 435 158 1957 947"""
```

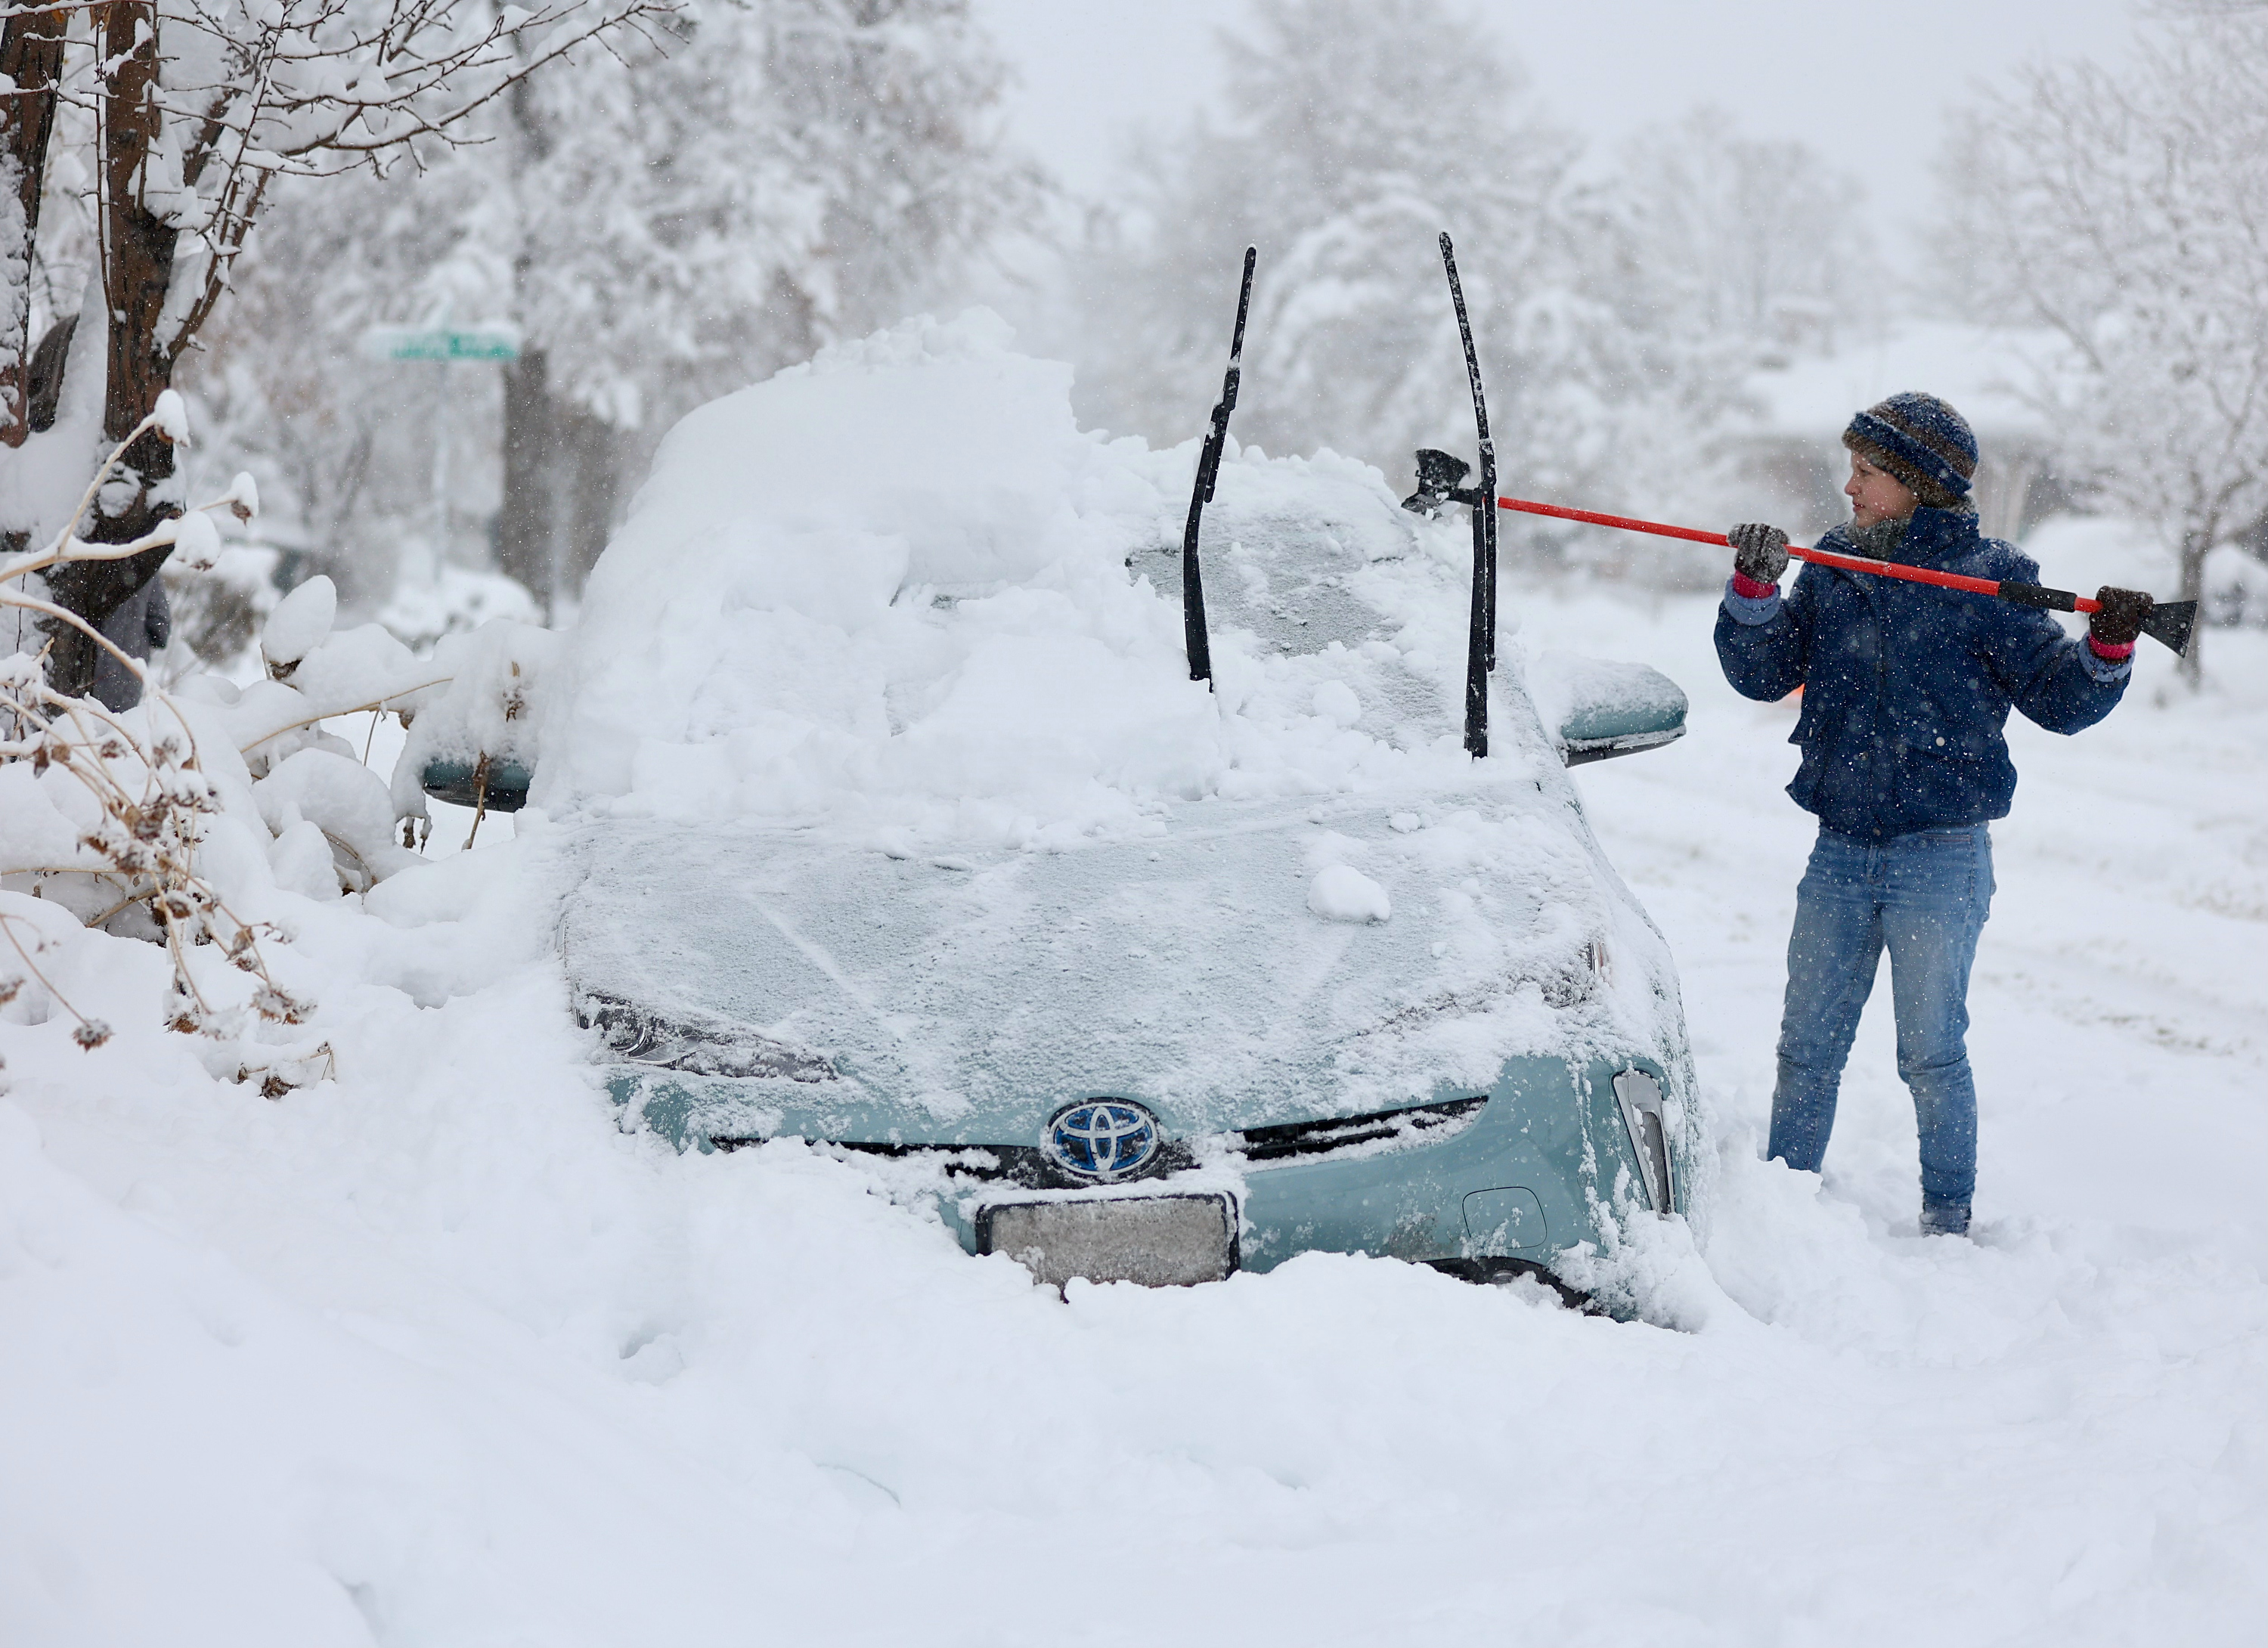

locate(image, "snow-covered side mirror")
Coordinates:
390 621 559 821
1526 652 1687 767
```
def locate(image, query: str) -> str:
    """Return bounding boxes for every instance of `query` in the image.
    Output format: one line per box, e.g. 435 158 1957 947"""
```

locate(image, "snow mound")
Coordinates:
254 750 420 891
260 575 336 669
542 309 1206 830
1308 863 1391 924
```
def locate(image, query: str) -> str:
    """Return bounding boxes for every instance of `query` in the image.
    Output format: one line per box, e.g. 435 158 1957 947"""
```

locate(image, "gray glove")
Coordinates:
1729 522 1789 586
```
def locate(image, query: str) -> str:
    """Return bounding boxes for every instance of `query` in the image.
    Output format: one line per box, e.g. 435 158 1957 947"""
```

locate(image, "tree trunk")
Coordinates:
498 345 559 604
2178 526 2209 688
559 396 621 597
39 2 181 699
498 346 621 618
492 73 599 621
0 5 67 448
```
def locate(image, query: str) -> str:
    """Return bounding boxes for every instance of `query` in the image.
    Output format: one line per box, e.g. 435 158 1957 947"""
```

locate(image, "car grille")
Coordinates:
710 1099 1485 1176
720 1138 1199 1191
1228 1096 1487 1161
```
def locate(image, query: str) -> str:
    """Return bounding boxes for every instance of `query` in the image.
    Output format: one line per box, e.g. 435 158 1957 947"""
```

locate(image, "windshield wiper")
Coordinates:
1180 244 1257 687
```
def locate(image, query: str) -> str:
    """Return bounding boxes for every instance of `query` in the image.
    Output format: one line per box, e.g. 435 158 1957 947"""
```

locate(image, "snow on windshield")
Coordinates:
537 308 1563 846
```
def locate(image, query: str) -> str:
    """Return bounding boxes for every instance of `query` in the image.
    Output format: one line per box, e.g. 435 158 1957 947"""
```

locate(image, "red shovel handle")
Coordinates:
1492 494 2105 615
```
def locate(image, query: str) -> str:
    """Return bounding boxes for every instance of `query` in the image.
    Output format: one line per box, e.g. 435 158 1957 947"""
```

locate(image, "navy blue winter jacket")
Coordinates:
1714 506 2130 841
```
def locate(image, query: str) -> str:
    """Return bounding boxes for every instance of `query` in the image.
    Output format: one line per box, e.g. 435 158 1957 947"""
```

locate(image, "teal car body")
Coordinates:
558 764 1698 1289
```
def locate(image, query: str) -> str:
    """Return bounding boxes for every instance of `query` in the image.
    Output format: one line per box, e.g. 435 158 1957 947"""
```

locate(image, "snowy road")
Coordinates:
4 594 2263 1646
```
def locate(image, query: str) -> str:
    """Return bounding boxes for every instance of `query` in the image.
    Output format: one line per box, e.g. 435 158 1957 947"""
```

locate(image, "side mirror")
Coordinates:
1527 652 1687 767
422 755 533 813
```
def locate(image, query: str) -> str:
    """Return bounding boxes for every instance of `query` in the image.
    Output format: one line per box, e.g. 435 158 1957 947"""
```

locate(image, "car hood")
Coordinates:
553 783 1677 1145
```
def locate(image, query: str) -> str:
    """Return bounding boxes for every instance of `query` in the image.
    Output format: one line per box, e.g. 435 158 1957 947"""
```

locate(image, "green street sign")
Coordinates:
361 325 522 362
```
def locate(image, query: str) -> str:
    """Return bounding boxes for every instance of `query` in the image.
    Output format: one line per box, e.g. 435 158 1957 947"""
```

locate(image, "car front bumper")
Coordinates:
613 1050 1684 1281
928 1053 1672 1276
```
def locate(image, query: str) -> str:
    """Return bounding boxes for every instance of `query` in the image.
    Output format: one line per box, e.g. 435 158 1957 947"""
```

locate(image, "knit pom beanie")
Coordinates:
1843 392 1978 513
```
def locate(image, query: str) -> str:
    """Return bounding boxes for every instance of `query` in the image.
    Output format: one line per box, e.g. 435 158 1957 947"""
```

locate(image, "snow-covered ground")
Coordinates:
5 573 2259 1645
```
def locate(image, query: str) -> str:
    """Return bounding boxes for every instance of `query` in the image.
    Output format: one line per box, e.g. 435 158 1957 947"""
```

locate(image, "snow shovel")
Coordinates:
1405 474 2199 658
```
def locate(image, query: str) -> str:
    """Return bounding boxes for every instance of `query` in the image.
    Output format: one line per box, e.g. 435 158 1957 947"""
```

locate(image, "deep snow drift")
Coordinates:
2 314 2262 1646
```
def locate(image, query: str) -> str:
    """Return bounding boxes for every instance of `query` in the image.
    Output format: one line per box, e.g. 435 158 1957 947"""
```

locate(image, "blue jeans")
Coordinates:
1769 825 1994 1218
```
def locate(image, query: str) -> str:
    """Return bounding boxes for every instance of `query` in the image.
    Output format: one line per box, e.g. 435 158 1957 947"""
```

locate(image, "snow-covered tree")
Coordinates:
1 0 673 699
1080 0 1573 463
1940 4 2268 682
1074 0 1766 572
193 0 1035 617
495 0 1033 610
1617 107 1885 360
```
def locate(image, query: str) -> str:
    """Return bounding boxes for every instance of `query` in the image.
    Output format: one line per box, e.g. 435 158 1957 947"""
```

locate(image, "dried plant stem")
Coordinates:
84 882 156 927
0 909 105 1044
463 754 493 850
238 679 450 754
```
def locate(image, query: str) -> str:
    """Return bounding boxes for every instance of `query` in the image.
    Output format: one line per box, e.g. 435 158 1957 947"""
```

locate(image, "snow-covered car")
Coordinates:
428 312 1701 1292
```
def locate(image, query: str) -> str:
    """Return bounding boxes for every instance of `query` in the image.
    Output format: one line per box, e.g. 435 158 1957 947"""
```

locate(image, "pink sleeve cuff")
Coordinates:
1731 570 1779 600
2087 634 2135 661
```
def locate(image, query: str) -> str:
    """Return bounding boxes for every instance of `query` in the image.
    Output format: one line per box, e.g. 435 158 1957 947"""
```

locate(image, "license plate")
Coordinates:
978 1193 1237 1287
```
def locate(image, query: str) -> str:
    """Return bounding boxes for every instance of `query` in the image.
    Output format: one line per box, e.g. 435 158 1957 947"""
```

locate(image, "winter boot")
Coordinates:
1919 1200 1972 1238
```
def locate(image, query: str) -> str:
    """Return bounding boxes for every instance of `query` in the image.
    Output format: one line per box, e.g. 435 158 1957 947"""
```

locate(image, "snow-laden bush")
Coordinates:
376 567 543 653
0 404 522 1087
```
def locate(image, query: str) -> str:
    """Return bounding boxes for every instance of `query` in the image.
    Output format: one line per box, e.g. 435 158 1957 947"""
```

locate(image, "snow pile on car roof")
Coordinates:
538 308 1551 842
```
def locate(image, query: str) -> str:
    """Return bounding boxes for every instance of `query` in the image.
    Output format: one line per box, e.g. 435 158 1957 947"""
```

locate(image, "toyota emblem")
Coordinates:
1044 1099 1161 1182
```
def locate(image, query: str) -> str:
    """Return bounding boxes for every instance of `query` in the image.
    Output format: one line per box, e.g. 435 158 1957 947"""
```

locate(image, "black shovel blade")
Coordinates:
2139 599 2198 657
1403 448 1469 514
